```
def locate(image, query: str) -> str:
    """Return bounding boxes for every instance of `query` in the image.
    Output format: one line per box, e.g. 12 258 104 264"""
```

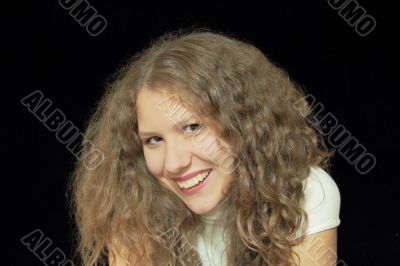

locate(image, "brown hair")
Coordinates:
70 27 335 265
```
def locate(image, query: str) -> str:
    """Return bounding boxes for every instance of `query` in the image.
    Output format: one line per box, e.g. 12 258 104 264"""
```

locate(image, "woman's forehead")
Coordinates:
137 86 201 116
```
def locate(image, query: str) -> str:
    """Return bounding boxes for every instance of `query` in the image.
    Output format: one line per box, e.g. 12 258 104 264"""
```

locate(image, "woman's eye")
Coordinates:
145 136 162 145
183 123 203 135
144 123 203 146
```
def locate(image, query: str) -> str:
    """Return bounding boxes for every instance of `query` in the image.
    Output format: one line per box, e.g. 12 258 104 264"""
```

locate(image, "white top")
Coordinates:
196 166 341 266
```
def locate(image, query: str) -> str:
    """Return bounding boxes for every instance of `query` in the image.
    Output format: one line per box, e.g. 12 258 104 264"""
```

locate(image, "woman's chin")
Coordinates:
187 205 212 215
185 200 219 215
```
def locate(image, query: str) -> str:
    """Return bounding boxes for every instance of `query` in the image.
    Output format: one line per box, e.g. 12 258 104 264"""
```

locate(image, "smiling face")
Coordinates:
136 86 234 215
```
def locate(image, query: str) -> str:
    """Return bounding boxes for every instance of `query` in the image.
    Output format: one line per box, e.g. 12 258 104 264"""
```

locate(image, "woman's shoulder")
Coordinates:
298 166 341 237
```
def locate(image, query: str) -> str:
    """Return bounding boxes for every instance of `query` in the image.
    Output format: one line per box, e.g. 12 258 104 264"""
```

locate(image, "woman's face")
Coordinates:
136 87 235 215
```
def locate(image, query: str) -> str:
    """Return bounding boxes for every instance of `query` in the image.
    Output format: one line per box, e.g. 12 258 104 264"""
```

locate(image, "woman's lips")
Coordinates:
176 168 213 182
179 170 213 194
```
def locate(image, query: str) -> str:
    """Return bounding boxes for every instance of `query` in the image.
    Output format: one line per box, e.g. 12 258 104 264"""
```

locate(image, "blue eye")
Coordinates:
145 136 162 145
183 123 203 134
144 123 203 146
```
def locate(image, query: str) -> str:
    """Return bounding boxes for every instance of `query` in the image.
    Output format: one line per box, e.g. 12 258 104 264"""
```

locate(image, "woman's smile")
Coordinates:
177 169 213 193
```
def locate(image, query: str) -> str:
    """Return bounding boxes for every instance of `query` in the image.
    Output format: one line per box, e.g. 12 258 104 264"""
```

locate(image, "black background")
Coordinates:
6 1 398 265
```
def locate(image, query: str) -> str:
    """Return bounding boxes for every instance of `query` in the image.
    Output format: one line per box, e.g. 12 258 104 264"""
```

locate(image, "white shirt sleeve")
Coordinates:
295 166 341 238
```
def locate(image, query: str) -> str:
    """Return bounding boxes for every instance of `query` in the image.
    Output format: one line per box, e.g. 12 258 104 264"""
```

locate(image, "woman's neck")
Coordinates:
200 196 230 223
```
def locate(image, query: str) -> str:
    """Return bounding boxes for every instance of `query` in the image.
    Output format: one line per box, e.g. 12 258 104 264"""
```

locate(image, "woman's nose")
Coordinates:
163 137 191 176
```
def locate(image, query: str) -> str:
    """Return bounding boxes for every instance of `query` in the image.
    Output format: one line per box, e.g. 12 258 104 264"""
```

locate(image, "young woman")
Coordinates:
71 28 341 266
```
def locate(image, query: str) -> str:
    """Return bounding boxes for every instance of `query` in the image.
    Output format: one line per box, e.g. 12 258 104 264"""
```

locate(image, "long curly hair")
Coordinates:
70 27 335 266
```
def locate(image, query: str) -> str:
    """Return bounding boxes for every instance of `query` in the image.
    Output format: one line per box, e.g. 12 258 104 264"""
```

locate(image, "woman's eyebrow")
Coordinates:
138 130 159 137
138 117 192 136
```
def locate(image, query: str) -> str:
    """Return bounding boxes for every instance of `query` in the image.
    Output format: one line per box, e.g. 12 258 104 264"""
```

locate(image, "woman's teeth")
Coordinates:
177 170 211 189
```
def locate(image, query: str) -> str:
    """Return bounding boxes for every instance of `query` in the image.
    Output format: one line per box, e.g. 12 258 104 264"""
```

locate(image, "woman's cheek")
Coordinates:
144 151 163 178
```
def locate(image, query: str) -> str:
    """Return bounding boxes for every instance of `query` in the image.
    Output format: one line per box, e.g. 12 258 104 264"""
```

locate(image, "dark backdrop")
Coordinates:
6 1 398 265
